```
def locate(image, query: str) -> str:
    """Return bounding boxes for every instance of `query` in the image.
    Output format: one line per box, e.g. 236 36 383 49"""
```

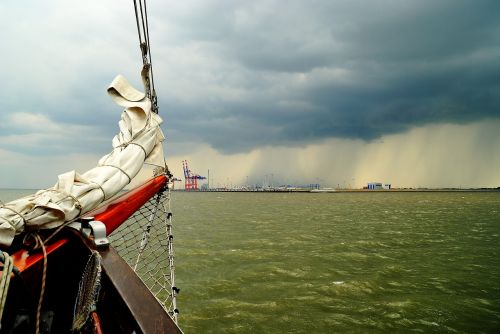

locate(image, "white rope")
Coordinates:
101 164 132 184
0 205 26 231
165 188 179 324
40 189 84 218
33 234 47 334
108 183 179 324
0 251 14 330
133 193 161 271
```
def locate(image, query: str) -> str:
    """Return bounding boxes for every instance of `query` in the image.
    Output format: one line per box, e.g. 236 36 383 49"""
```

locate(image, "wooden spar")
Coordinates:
11 174 168 272
90 174 167 234
11 238 67 272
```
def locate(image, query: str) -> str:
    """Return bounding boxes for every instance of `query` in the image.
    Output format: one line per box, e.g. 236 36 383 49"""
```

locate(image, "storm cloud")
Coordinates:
155 0 500 153
0 0 499 188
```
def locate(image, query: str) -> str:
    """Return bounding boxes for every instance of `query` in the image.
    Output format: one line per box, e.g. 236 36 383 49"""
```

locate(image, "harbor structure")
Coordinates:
182 160 206 191
367 182 391 190
170 177 182 190
367 182 382 189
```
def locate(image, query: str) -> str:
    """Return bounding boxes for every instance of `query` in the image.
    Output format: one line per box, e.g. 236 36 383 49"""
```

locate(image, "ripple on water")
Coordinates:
165 191 500 333
272 267 308 278
319 280 379 297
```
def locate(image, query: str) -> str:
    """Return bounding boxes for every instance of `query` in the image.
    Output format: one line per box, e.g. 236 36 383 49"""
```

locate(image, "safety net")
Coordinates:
108 187 179 324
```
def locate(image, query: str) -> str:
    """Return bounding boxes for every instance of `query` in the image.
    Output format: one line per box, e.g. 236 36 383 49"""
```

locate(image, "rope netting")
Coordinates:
108 187 179 323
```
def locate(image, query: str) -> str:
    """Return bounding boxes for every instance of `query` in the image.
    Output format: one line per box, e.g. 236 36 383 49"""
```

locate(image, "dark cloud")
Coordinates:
152 0 500 153
1 0 500 157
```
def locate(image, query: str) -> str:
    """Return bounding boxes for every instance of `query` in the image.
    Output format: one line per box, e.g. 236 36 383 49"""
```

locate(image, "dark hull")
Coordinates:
1 176 182 334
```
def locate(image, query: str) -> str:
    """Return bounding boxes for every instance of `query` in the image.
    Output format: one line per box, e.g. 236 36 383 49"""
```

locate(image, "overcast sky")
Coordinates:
1 0 499 189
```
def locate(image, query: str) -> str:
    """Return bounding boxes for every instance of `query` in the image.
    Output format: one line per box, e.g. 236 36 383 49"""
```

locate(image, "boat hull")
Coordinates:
2 175 182 333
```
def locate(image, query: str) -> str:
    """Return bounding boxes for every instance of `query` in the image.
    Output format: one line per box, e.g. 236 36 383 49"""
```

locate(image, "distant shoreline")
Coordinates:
172 188 500 193
1 188 499 193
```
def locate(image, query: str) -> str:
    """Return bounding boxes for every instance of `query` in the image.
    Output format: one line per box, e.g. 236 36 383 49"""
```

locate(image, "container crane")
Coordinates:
182 160 206 191
169 177 182 190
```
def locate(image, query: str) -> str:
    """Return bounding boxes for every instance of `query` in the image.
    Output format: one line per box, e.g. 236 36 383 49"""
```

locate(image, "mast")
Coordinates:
131 1 180 324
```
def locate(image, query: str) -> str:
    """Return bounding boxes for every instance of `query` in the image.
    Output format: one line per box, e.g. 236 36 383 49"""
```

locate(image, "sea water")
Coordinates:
1 190 499 333
172 191 500 333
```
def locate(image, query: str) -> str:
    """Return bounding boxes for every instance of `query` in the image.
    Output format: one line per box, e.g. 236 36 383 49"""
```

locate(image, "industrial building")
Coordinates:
367 182 391 190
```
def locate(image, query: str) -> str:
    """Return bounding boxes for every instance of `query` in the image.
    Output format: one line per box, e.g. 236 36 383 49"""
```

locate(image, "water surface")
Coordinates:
1 190 499 333
171 191 500 333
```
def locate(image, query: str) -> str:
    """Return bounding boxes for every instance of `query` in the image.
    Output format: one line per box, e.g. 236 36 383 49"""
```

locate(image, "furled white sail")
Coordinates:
0 72 165 248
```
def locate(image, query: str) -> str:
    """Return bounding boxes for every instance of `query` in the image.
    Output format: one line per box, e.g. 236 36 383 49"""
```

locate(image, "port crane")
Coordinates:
169 177 182 190
182 160 206 191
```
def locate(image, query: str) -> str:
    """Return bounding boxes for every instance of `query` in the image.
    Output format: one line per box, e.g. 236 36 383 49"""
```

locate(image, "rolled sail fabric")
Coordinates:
0 69 165 248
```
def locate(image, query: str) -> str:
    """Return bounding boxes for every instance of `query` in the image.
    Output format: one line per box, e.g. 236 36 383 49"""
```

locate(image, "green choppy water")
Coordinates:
1 190 499 333
171 191 500 333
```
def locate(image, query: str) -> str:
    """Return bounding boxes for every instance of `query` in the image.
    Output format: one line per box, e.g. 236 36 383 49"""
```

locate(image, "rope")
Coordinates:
42 219 75 245
39 189 83 218
117 142 148 158
0 180 105 235
101 164 132 184
138 1 148 56
32 234 47 334
0 251 14 329
133 192 161 271
132 0 158 113
18 233 48 334
0 205 26 231
90 182 107 202
107 186 180 323
0 216 18 231
132 0 143 45
166 187 179 324
143 0 157 101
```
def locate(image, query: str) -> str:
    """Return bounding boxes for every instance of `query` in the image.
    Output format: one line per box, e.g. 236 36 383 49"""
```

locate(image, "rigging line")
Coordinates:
132 0 143 45
137 1 151 92
34 234 47 334
135 0 149 69
0 252 14 327
133 0 158 113
138 0 148 53
143 0 157 98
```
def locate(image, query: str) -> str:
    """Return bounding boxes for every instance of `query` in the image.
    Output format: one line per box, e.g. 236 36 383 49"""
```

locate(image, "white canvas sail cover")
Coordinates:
0 72 165 248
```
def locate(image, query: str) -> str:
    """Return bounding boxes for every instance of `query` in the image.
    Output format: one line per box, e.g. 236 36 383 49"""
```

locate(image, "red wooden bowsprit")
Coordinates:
11 175 168 272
